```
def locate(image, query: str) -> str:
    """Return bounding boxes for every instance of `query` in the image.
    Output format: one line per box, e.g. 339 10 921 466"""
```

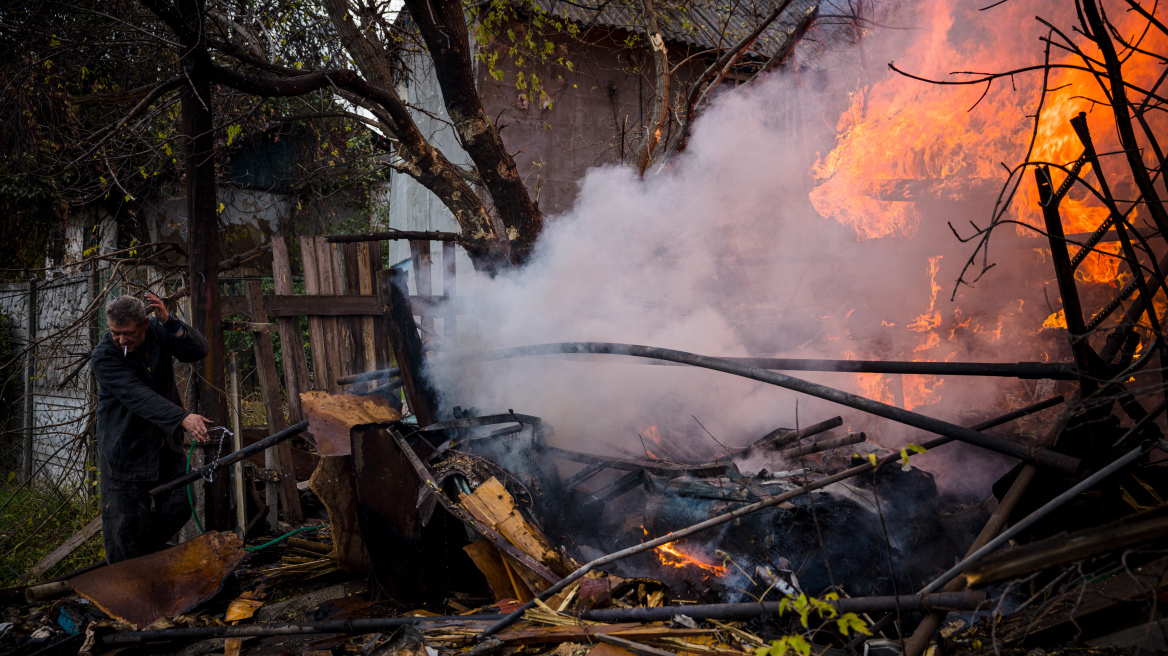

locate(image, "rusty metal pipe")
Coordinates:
99 593 987 644
458 343 1079 472
637 357 1077 380
148 421 309 497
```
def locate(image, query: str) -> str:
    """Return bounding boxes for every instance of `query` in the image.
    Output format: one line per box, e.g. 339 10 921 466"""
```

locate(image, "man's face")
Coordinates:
109 320 148 352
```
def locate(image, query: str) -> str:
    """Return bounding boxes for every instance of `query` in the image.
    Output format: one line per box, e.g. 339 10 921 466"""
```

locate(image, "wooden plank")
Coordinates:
343 242 367 389
377 268 439 426
443 242 457 340
244 281 304 524
463 540 517 602
299 236 330 392
329 242 355 384
315 236 344 393
462 478 558 570
271 236 310 422
367 243 393 371
17 516 102 584
308 456 373 572
220 294 458 317
357 242 378 390
410 240 435 341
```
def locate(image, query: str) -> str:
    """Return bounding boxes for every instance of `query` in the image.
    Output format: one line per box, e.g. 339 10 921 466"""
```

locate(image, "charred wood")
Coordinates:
962 506 1168 587
775 432 865 459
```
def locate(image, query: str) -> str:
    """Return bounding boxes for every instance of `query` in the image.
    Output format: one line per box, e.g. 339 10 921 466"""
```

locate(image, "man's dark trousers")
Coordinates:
99 446 192 563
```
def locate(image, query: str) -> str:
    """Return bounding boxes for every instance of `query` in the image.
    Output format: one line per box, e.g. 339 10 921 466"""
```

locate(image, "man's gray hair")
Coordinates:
106 295 147 326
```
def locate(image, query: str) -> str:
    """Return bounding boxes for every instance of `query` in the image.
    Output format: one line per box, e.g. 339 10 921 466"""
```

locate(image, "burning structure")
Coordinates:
5 0 1168 653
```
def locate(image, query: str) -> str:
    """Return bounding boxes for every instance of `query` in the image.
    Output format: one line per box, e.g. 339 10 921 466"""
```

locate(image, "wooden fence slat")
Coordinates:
367 243 392 371
410 240 435 342
338 243 361 386
356 243 378 388
298 236 331 393
314 236 343 393
443 242 457 340
243 281 304 524
271 237 310 422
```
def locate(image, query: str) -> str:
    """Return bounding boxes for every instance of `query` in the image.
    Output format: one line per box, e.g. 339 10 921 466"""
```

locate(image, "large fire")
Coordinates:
642 527 727 576
806 0 1166 410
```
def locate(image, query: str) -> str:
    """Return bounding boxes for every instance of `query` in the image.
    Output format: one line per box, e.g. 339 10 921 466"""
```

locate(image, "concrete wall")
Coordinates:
0 274 94 488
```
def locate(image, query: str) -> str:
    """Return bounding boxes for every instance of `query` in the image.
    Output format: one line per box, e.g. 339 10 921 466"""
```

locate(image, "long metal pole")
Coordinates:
593 356 1076 380
476 395 1066 639
100 593 987 644
149 421 310 497
452 343 1079 472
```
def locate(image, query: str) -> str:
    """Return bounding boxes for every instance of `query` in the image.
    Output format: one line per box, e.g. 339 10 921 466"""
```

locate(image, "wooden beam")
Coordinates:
17 516 102 584
377 268 439 426
243 282 303 525
221 294 460 317
272 237 310 422
443 242 457 339
410 240 434 340
299 237 331 393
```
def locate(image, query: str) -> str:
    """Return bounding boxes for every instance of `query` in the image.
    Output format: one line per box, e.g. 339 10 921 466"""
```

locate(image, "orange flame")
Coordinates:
810 1 1166 288
641 527 726 576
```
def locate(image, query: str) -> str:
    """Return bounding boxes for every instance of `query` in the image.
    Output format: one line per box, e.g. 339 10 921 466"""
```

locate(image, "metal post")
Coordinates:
22 278 36 482
228 352 246 535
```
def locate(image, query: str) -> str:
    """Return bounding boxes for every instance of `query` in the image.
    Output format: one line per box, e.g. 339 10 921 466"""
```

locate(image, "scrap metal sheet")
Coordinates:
69 531 247 629
301 390 402 456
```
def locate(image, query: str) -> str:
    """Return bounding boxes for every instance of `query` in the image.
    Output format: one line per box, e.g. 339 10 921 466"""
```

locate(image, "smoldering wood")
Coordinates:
478 396 1069 639
378 268 440 427
776 432 865 459
583 469 647 505
749 416 843 452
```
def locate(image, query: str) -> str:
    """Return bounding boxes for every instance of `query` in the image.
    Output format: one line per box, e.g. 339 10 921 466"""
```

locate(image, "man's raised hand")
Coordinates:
144 291 169 323
182 413 212 442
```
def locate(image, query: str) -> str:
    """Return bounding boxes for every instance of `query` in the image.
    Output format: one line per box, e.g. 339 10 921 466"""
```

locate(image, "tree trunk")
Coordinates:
182 67 231 531
403 0 543 262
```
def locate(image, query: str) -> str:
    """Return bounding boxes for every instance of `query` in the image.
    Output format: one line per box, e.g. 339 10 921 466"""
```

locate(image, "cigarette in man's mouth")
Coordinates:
123 345 127 356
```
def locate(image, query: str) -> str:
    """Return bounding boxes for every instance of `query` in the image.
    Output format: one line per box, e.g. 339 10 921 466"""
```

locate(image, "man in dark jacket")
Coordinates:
91 292 212 562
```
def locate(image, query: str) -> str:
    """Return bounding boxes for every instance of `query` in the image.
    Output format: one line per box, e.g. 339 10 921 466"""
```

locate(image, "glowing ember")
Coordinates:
641 527 726 576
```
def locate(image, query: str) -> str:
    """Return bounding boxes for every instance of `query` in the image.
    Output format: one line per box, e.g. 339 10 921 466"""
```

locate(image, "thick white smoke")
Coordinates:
428 0 1073 491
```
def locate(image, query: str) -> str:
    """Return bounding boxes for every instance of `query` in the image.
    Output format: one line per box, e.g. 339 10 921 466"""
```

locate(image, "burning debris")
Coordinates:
6 0 1168 654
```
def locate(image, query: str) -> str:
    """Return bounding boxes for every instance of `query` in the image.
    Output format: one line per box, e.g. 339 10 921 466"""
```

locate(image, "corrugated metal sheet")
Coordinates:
535 0 820 57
